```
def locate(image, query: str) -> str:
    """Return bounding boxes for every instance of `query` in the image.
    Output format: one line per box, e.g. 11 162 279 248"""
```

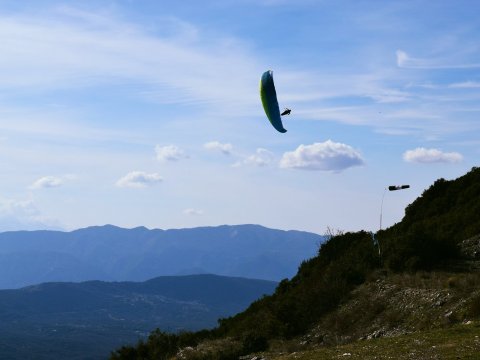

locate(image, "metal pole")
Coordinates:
379 188 387 231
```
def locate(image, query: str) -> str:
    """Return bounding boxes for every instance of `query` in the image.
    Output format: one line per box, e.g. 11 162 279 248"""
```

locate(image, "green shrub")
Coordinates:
242 333 268 354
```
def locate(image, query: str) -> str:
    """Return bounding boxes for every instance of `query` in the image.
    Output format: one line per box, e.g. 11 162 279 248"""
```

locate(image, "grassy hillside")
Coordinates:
110 167 480 360
265 322 480 360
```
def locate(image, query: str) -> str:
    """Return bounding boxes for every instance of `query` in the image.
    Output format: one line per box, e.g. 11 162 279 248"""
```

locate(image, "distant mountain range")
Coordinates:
0 274 277 360
0 224 323 289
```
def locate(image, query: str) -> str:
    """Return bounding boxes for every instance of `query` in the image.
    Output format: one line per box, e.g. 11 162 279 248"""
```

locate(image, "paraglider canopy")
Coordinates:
388 185 410 191
260 70 287 133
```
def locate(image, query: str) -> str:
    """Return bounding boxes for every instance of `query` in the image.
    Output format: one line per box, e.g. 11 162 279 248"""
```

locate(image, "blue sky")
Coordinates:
0 0 478 234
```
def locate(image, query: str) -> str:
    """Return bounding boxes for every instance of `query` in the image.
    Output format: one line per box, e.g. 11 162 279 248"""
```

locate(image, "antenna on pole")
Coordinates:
380 184 410 231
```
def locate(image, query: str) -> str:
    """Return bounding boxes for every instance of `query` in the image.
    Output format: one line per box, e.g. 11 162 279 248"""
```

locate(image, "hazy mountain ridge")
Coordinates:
0 224 322 288
0 274 277 360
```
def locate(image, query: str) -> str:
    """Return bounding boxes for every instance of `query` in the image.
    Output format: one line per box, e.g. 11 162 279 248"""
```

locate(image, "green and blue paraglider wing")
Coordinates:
260 70 287 133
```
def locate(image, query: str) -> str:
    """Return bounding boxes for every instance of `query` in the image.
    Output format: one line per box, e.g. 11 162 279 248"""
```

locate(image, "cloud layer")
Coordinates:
280 140 364 172
403 148 463 164
0 8 260 113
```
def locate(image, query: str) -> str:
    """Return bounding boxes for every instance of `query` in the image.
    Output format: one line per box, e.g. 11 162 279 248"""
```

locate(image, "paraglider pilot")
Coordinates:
281 108 291 116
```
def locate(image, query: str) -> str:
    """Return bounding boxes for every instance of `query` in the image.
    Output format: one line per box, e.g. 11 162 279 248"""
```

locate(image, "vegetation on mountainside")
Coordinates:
216 231 379 339
110 167 480 360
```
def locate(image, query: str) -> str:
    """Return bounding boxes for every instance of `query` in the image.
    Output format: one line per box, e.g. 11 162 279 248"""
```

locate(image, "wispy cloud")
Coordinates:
448 81 480 89
29 175 76 190
1 199 39 217
155 145 188 162
116 171 163 188
204 141 233 155
29 176 63 190
183 208 204 216
403 147 463 164
0 7 261 112
396 50 480 70
280 140 364 172
0 198 62 231
0 6 473 142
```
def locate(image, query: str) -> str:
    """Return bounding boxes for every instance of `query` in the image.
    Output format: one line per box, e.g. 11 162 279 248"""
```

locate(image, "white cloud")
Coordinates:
116 171 163 188
0 198 62 231
396 50 410 68
280 140 364 172
204 141 233 155
28 174 78 190
155 145 188 162
245 148 275 167
183 208 204 216
233 148 275 167
449 81 480 89
29 176 63 190
396 49 480 69
403 148 463 164
1 199 39 217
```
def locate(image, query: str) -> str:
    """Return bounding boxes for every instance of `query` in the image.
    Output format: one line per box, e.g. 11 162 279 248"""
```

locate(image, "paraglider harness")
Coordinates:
281 108 291 116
